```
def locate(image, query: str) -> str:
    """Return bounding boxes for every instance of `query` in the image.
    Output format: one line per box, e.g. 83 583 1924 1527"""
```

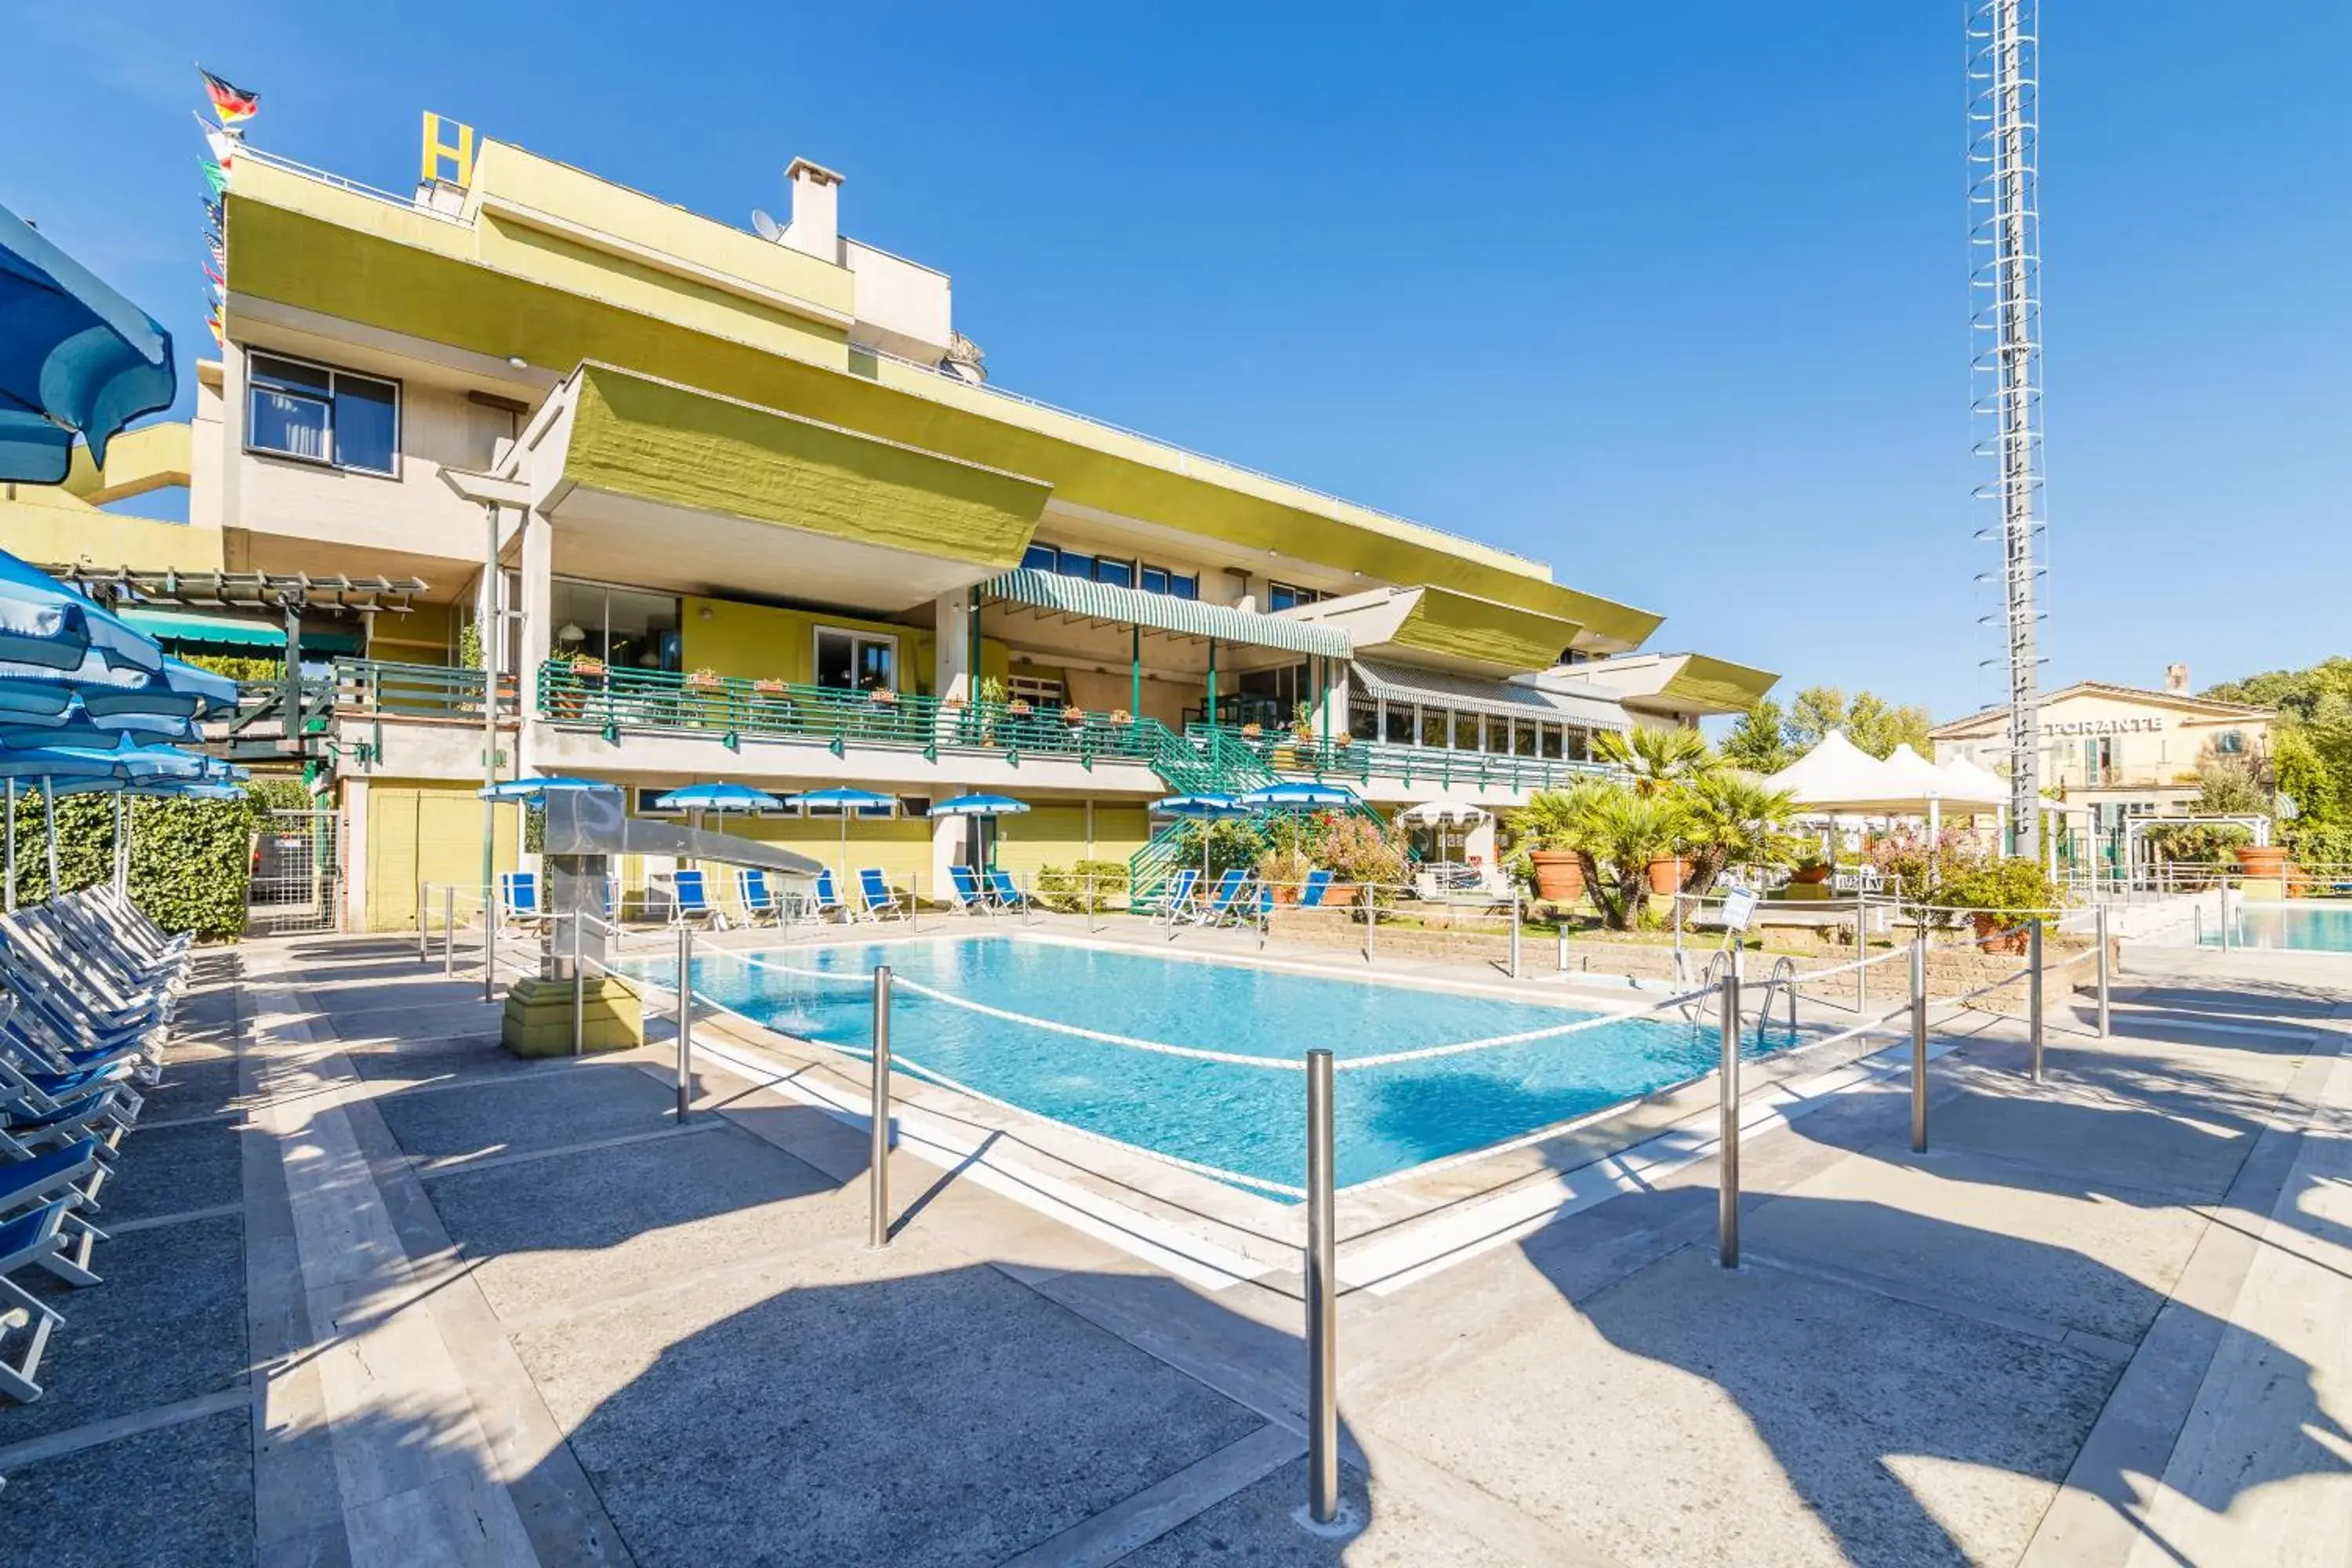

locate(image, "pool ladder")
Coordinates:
1676 950 1798 1044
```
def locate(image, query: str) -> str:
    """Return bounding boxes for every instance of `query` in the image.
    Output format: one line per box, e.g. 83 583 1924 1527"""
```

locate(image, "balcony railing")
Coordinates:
335 659 517 719
1192 723 1619 794
537 661 1169 767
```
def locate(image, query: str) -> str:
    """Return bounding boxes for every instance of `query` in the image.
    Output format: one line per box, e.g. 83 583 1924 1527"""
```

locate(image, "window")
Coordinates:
1540 724 1564 760
2216 730 2245 755
1139 565 1168 595
1267 582 1323 612
1349 693 1378 741
247 354 400 475
1137 563 1196 598
1167 572 1200 601
1513 720 1539 757
1007 674 1065 707
1418 706 1447 749
1022 543 1058 572
1093 557 1135 589
815 627 898 692
1055 551 1095 582
1383 702 1414 745
552 580 682 672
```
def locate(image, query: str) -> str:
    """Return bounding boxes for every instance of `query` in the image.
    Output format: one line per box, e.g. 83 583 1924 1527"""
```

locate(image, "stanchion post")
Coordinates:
674 923 694 1122
2096 904 2112 1039
1673 892 1684 955
1508 890 1522 980
2219 879 2233 952
1556 921 1568 972
416 882 428 964
443 885 456 977
2193 902 2205 948
484 886 498 1003
572 909 586 1057
1086 869 1098 935
1304 1047 1339 1525
1856 891 1868 1015
1363 885 1376 964
1717 962 1742 1269
1022 871 1034 925
2027 917 2045 1083
870 966 894 1247
1910 936 1929 1152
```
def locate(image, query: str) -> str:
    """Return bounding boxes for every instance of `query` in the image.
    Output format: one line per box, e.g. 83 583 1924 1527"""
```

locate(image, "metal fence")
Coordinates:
247 808 341 935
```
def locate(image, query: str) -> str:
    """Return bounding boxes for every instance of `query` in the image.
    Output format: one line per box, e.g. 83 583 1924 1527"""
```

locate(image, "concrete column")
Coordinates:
1323 664 1351 743
343 778 370 931
517 509 554 774
930 812 965 902
934 589 974 704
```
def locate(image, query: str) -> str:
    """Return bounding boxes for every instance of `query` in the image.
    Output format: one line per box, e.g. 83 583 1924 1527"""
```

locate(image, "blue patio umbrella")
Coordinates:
478 775 617 801
1236 781 1361 811
0 551 165 674
0 201 176 485
0 712 200 749
931 792 1032 873
0 649 234 731
654 782 784 813
786 787 896 883
1150 793 1250 884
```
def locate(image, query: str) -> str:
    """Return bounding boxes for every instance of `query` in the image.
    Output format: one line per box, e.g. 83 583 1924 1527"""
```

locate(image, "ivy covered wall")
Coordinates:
2 779 303 942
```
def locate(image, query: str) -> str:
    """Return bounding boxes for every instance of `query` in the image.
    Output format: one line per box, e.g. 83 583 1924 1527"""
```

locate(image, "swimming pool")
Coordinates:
2207 903 2352 955
622 937 1802 1192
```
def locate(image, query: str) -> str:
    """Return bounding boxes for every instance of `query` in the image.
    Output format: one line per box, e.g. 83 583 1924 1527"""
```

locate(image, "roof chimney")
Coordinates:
2165 662 2189 695
782 158 843 262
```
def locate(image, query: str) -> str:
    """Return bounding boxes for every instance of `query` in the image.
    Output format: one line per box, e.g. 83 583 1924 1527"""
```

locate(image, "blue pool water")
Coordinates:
622 937 1801 1191
2206 905 2352 955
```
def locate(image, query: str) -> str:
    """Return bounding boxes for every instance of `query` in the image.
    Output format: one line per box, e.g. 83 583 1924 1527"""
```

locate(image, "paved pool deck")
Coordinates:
4 924 2347 1566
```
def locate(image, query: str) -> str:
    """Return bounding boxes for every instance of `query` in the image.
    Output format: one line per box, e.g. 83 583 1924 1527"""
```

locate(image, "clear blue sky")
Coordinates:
15 2 2348 722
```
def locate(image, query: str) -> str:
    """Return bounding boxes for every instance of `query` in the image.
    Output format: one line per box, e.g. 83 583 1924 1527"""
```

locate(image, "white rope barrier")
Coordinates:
889 973 1301 1070
1788 942 1920 985
1338 984 1719 1072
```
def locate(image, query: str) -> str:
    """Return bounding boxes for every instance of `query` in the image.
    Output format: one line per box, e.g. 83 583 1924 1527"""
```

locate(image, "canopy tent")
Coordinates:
0 201 176 484
1762 731 1937 814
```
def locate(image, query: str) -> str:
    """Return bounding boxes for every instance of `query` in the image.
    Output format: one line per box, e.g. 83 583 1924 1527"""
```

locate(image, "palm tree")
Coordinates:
1552 779 1690 930
1681 771 1798 898
1594 725 1721 798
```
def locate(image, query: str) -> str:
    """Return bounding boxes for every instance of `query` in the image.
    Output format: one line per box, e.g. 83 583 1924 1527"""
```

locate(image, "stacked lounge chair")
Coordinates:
0 885 197 1405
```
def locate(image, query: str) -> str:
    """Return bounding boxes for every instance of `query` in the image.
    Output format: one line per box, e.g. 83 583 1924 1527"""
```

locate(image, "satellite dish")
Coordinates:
750 209 781 241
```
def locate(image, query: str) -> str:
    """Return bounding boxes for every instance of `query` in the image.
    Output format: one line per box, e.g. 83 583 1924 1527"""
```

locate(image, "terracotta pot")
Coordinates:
1789 864 1831 886
1267 881 1301 907
1646 855 1690 895
1969 912 2030 955
1529 850 1584 903
2234 844 2288 878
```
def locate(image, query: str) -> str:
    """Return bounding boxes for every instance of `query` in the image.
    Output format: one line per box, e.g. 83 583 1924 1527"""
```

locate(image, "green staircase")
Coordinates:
1124 724 1383 901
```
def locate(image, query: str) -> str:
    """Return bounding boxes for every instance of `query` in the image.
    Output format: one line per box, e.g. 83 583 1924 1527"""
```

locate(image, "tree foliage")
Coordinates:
3 784 267 941
1719 701 1791 773
1783 686 1933 760
2203 659 2352 861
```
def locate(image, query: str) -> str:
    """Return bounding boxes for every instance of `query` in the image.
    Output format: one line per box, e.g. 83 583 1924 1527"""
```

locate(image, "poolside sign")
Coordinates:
1721 888 1759 933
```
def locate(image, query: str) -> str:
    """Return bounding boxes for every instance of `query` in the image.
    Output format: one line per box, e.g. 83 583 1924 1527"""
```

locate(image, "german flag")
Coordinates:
199 67 258 125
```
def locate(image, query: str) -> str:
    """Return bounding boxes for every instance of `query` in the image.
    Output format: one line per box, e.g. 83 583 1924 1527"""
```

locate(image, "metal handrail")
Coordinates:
337 658 516 718
1188 721 1624 795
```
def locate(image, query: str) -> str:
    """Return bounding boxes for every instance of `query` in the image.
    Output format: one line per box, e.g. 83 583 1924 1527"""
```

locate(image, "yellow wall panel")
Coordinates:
365 781 521 931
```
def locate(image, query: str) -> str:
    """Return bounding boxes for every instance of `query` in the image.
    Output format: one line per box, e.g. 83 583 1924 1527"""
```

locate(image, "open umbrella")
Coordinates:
478 775 617 801
1397 796 1490 877
1150 793 1249 885
0 550 164 674
0 200 176 485
787 787 895 884
931 793 1031 874
1236 781 1360 811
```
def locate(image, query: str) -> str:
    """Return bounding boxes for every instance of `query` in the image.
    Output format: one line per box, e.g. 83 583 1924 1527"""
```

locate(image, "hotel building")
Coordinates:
6 123 1775 930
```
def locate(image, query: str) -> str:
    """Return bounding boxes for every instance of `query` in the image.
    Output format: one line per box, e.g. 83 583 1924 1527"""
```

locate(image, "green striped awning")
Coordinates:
981 568 1350 658
117 608 361 655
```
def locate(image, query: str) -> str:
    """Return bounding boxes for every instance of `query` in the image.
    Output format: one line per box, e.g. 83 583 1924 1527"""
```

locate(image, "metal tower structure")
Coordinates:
1968 0 2045 858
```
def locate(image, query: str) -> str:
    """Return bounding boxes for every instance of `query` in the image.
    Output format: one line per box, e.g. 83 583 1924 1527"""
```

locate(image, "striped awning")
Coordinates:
117 608 361 655
1352 658 1630 731
981 568 1350 658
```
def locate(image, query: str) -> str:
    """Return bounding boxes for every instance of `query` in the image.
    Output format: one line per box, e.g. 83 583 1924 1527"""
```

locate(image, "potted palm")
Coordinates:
1679 772 1798 898
1548 779 1690 931
1506 790 1587 904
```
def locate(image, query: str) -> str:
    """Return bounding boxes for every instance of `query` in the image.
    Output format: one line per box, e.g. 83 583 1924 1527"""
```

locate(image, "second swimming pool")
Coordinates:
622 936 1803 1192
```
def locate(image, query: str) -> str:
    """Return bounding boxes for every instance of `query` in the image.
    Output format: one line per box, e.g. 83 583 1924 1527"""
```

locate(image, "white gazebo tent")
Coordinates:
1935 752 2086 874
1762 731 1929 815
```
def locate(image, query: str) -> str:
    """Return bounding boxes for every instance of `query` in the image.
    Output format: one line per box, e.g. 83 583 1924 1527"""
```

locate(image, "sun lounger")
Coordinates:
668 868 724 930
1185 868 1252 927
811 870 849 922
1143 867 1200 925
984 869 1028 913
734 867 786 927
0 1197 107 1403
1296 868 1334 909
0 1136 107 1220
856 868 908 921
499 871 547 931
947 864 993 916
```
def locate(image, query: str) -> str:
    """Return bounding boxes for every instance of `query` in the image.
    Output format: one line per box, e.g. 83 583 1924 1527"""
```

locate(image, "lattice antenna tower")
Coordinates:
1968 0 2046 857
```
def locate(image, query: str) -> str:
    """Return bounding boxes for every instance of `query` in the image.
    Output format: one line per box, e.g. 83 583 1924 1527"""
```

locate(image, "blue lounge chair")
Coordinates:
811 870 849 922
0 1200 87 1401
1297 868 1334 909
985 869 1028 912
1144 867 1200 925
0 1135 107 1219
670 868 723 929
947 865 993 916
857 867 909 921
1185 868 1252 927
735 867 785 927
498 871 544 930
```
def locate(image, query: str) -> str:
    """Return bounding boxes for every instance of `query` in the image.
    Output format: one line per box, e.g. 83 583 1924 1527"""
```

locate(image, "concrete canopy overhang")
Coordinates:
1561 651 1779 720
1286 585 1584 679
510 363 1053 615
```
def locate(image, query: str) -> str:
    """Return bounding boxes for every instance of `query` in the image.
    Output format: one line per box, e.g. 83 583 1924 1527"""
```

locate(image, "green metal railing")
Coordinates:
1191 723 1618 795
336 659 516 718
536 661 1171 768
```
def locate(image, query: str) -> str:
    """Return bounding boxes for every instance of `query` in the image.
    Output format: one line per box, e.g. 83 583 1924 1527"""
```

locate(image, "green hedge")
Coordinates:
2 780 296 942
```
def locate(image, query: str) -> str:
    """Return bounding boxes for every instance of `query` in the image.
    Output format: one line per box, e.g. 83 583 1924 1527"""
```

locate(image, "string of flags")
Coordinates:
195 67 257 348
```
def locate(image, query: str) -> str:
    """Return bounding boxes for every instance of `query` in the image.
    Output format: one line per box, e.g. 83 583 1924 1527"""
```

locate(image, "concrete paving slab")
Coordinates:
344 1036 534 1085
12 1214 245 1440
1912 1076 2259 1202
375 1059 677 1169
1748 1148 2212 1344
1362 1246 2114 1568
524 1258 1262 1568
321 1000 508 1046
147 1054 245 1120
1116 1453 1503 1567
102 1116 249 1225
422 1120 850 1322
0 1405 255 1568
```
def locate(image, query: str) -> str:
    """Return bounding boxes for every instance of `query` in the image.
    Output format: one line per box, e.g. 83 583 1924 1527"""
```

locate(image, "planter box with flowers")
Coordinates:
1240 722 1263 739
1060 704 1086 726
